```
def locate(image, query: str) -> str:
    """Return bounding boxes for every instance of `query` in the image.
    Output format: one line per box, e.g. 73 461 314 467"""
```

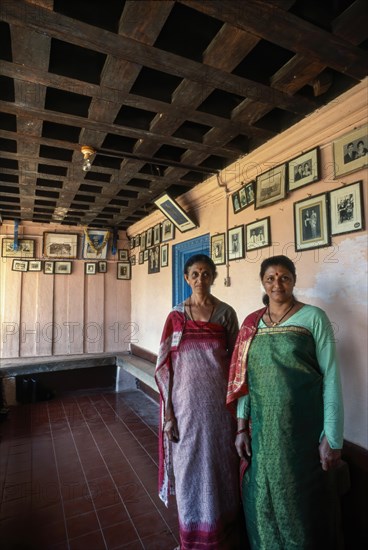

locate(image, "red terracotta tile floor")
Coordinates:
0 390 179 549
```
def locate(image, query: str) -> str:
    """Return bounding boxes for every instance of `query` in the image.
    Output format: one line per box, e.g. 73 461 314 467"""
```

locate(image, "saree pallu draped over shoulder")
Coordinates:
155 306 243 549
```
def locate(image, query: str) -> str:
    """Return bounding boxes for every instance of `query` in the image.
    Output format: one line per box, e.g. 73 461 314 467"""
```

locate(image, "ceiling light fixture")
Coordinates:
81 145 95 172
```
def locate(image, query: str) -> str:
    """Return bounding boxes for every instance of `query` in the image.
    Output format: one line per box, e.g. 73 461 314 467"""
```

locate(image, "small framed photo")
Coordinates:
239 186 248 210
148 245 160 274
228 226 245 261
246 217 271 251
43 232 78 259
146 228 153 248
139 251 144 264
28 260 42 272
161 244 169 267
82 230 109 260
255 164 287 209
134 235 140 248
231 191 241 214
12 259 28 272
117 262 131 280
129 237 134 250
294 193 330 251
98 261 107 273
211 233 226 265
143 249 149 261
85 262 97 275
44 261 54 274
245 181 255 205
2 238 35 258
329 181 364 236
333 124 368 177
118 249 129 261
154 193 197 233
140 232 146 251
130 255 136 266
161 219 175 242
55 261 72 275
153 223 161 245
288 147 320 191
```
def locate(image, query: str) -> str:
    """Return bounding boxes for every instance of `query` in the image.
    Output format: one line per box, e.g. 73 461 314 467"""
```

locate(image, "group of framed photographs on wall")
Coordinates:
130 219 173 274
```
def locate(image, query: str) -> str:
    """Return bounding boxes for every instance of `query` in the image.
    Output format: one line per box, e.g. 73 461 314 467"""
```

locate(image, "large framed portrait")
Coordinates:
255 164 287 209
161 219 175 242
246 217 271 251
294 193 330 251
43 232 78 259
1 238 35 258
154 193 197 232
333 124 368 177
211 233 226 265
228 226 245 261
160 244 169 268
329 181 364 236
82 230 109 260
117 262 131 280
287 147 320 191
148 245 160 274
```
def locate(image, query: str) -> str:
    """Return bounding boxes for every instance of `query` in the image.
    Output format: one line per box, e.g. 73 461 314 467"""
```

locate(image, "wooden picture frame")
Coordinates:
294 193 330 251
228 225 245 261
246 217 271 251
153 223 161 245
255 164 287 209
154 193 197 232
288 147 320 191
143 249 149 261
129 237 134 250
161 219 175 242
148 245 160 274
329 181 364 236
134 235 140 248
98 261 107 273
140 232 146 251
28 260 42 272
118 249 129 261
231 191 241 214
55 261 72 275
146 228 153 248
82 230 109 260
139 251 144 264
211 233 226 265
1 238 35 258
43 232 78 259
85 262 97 275
239 186 248 210
245 181 255 205
333 124 368 177
161 244 169 267
44 261 54 274
130 255 136 266
12 259 28 272
117 262 131 280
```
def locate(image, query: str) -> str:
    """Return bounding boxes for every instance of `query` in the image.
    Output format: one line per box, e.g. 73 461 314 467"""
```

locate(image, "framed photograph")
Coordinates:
245 181 255 205
82 230 109 260
1 238 35 258
288 147 320 191
85 262 96 275
161 219 175 242
43 232 78 259
129 237 134 249
239 186 248 210
140 232 146 251
117 262 131 280
12 259 28 272
329 181 364 236
246 217 271 250
294 193 330 251
333 124 368 177
98 261 107 273
228 226 245 261
44 261 54 274
134 235 140 248
143 249 149 261
130 255 136 266
153 223 161 245
154 193 197 233
118 249 129 261
55 261 72 275
231 191 241 214
255 164 287 209
139 251 144 264
28 260 42 272
148 245 160 274
146 228 153 248
211 233 226 265
161 244 169 267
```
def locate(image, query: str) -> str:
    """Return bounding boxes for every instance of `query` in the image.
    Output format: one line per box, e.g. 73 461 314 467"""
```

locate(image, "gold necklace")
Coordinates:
267 301 295 327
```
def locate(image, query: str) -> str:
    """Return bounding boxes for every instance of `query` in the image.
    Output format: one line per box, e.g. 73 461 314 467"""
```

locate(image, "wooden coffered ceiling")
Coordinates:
0 0 367 230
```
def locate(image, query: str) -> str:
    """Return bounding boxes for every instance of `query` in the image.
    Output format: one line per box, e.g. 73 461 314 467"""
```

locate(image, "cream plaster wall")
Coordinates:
129 79 368 448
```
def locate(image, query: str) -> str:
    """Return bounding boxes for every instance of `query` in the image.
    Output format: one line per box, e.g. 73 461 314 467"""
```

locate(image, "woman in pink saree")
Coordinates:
155 254 244 550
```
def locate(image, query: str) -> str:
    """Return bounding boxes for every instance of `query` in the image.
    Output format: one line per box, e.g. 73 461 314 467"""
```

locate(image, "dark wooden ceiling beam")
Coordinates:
2 1 317 114
178 0 367 80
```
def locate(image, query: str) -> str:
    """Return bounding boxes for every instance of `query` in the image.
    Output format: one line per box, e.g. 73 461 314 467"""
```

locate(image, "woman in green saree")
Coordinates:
227 255 344 550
